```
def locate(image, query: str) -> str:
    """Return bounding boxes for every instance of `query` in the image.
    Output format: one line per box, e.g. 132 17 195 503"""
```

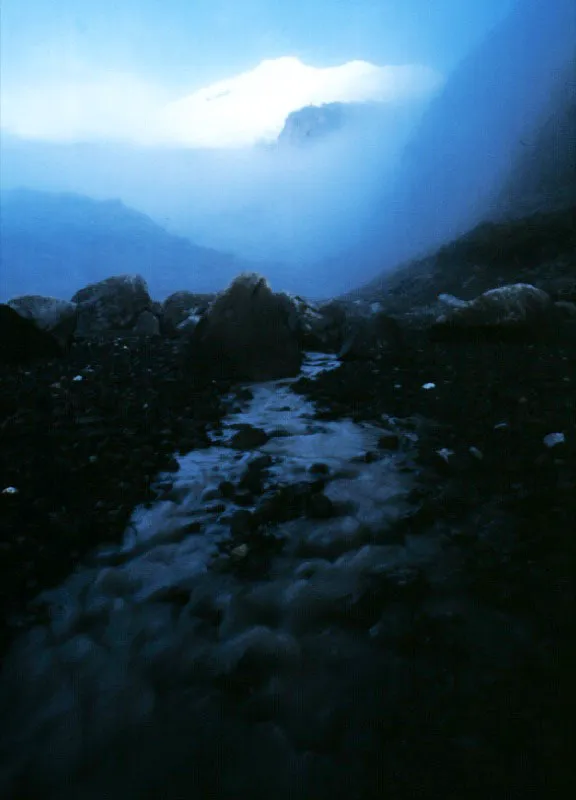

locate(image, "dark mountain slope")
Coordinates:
0 189 249 301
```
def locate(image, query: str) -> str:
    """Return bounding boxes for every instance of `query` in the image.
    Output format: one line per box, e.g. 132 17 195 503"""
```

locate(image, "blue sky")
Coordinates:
2 0 513 92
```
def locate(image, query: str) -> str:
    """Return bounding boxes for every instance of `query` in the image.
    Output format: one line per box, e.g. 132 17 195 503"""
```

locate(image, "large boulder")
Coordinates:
72 275 152 337
133 310 161 337
191 273 302 380
6 296 78 343
287 297 348 352
338 311 405 360
429 283 554 341
0 304 63 365
161 291 215 335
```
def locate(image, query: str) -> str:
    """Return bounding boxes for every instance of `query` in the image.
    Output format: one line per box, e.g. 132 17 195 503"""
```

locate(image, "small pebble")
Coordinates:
422 382 436 390
230 544 249 560
543 432 565 448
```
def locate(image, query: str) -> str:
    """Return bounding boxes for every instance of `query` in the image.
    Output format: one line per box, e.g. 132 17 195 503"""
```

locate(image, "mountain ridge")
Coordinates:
0 188 252 301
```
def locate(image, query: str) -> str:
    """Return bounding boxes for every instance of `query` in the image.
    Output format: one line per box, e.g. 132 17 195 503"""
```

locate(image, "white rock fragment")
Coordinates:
438 293 469 309
230 544 249 560
422 382 436 390
2 487 18 495
543 432 565 448
72 375 84 382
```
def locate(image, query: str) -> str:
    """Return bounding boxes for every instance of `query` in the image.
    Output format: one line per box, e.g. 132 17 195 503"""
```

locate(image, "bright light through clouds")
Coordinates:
1 57 443 149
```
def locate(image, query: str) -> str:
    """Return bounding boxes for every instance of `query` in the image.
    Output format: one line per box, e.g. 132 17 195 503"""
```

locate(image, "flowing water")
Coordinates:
0 352 447 800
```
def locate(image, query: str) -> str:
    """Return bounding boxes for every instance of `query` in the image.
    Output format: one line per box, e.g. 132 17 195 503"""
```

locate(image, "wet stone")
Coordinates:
229 509 255 537
218 480 236 499
306 493 335 519
206 502 227 514
201 488 221 502
309 462 330 475
234 490 255 507
378 432 401 450
230 425 270 450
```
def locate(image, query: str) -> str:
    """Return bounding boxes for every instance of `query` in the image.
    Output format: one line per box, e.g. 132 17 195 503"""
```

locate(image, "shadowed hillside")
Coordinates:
0 189 251 301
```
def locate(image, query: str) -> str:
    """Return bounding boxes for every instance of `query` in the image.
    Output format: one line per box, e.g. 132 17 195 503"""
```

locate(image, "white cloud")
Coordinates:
1 57 443 149
1 73 168 144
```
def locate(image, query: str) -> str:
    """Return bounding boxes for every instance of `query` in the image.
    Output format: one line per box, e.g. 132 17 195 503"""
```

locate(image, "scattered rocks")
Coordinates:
0 335 225 655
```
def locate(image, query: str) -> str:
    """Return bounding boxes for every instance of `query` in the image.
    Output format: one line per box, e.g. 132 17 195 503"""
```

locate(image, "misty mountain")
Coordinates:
276 100 424 149
0 189 253 301
347 205 576 310
0 88 433 286
318 0 576 295
382 0 575 256
494 57 576 219
278 103 347 146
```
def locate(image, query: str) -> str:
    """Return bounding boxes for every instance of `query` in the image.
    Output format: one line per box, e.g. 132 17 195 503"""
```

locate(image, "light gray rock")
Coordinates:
434 284 552 327
7 295 77 340
161 290 214 334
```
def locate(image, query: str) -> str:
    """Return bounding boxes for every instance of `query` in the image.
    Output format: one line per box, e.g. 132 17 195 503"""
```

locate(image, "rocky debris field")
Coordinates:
0 260 575 798
0 336 228 656
292 330 575 795
350 206 576 315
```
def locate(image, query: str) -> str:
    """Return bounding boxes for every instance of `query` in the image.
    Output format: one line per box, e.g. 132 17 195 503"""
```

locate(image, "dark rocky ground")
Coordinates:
1 207 575 796
1 325 574 797
0 336 229 657
292 330 575 798
349 206 576 311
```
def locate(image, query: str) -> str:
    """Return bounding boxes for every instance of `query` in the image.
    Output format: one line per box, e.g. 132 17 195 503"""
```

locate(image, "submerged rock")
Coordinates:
230 425 270 450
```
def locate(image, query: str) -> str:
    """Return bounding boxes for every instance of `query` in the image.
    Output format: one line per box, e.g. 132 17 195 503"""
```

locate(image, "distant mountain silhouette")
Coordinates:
0 189 251 301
